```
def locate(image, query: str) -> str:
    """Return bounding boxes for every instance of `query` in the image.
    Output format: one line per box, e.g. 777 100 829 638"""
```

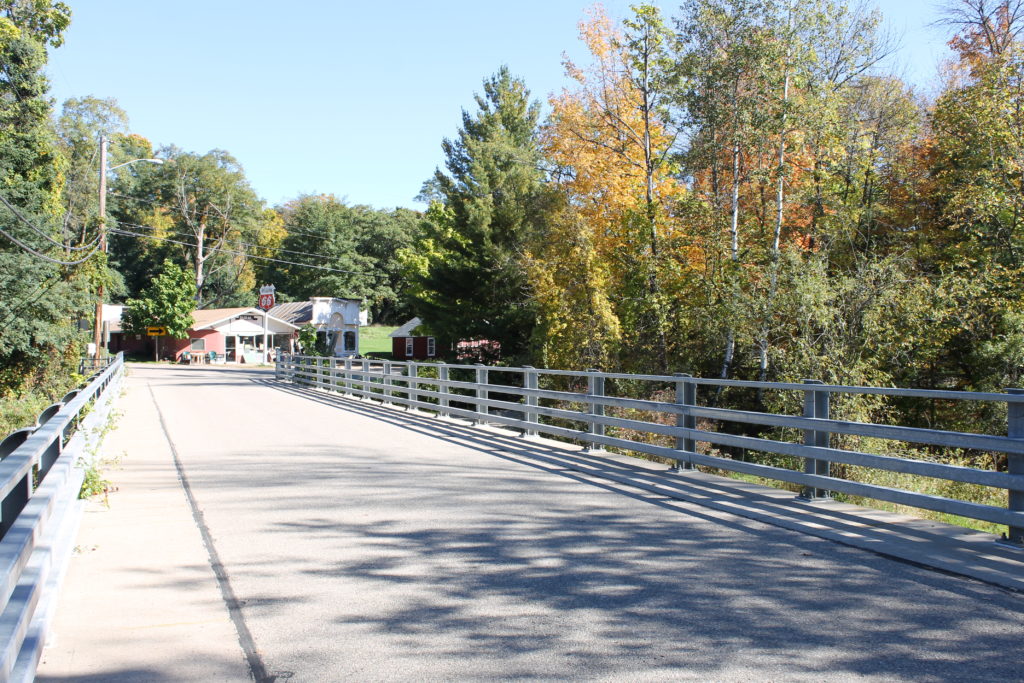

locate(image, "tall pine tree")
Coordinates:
406 67 547 360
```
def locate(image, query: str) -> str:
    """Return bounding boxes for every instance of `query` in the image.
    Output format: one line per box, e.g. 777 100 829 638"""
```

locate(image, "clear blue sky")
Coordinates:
47 1 953 211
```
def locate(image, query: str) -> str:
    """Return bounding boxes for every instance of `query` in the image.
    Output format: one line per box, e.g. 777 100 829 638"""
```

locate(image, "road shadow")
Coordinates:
156 378 1024 680
256 379 1024 591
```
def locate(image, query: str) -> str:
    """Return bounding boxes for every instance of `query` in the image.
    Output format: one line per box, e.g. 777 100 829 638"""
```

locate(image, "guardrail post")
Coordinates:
674 372 696 470
583 369 604 452
800 379 831 499
37 403 63 479
474 363 488 426
407 363 418 411
362 358 371 399
522 366 538 437
383 361 392 405
341 358 351 396
316 357 325 389
328 358 337 392
0 429 33 538
438 365 450 418
1006 388 1024 544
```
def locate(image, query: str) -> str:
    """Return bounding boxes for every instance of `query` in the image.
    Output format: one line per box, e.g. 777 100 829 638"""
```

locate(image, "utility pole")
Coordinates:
92 135 108 364
90 139 164 364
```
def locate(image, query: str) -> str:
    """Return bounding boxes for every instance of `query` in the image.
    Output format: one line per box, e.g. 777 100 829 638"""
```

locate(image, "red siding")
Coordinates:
166 329 226 361
393 336 434 360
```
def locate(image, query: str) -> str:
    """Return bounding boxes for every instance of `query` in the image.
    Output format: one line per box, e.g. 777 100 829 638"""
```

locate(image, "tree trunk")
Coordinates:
721 135 742 382
758 3 792 386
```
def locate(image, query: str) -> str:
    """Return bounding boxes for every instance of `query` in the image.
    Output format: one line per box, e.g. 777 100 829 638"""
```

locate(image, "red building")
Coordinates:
108 307 299 363
390 318 437 360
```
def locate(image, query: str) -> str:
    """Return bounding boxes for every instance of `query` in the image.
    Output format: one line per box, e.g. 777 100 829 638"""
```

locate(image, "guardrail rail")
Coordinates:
276 354 1024 546
0 353 124 682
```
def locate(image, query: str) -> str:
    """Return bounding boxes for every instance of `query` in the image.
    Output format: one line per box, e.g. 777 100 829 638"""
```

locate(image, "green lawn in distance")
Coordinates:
360 325 398 356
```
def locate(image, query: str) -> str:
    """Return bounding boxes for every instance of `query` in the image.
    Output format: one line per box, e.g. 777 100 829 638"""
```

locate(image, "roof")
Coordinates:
390 317 425 338
107 306 299 334
268 301 313 326
191 308 251 329
191 307 299 331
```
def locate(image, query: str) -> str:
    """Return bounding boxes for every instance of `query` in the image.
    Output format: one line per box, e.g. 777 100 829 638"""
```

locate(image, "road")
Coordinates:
39 364 1024 681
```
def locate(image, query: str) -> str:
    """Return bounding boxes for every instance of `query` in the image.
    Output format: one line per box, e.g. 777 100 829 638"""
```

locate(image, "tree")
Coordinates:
0 0 93 398
525 201 621 370
541 4 680 372
55 96 130 244
406 68 547 360
121 259 196 361
905 0 1024 399
677 0 782 379
264 195 418 323
110 147 270 307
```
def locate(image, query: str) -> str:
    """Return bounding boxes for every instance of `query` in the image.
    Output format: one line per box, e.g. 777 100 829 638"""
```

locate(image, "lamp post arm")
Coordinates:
108 158 163 171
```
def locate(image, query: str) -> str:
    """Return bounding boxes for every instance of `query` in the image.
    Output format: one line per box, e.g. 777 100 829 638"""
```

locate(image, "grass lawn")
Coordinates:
360 325 398 357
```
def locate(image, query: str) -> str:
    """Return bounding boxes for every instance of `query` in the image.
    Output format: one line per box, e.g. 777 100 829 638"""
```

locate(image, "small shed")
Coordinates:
390 317 437 360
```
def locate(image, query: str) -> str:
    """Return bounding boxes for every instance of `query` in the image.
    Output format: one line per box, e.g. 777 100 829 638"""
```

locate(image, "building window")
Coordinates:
190 338 206 351
405 337 413 357
427 337 436 357
344 330 356 351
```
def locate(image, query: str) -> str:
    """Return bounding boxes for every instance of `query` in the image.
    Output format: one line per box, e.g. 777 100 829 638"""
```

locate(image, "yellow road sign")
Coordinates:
146 326 167 336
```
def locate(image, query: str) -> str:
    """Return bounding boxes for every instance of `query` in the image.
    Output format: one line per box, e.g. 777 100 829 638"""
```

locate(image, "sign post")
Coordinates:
258 285 276 363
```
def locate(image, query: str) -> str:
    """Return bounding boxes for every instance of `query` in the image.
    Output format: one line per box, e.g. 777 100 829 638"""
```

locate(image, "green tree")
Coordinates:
0 0 92 400
55 96 130 244
912 0 1024 400
122 259 196 361
406 67 547 361
110 146 270 307
264 195 418 323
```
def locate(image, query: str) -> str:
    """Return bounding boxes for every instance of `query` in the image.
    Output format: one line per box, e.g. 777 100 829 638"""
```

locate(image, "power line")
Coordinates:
108 225 367 275
0 223 102 265
0 191 101 251
108 191 385 242
115 220 348 262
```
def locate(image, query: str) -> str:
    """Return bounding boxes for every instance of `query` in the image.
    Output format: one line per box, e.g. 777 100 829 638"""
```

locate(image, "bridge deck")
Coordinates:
39 364 1024 681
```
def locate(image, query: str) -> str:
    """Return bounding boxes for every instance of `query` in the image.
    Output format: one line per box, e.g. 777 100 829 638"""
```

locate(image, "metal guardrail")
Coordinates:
0 353 124 681
276 354 1024 545
77 356 114 377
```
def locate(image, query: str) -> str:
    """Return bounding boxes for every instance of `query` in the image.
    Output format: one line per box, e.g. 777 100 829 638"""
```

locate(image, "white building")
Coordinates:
268 297 364 357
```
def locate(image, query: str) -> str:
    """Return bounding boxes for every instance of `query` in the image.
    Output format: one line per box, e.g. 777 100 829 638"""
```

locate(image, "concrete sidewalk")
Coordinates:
36 368 250 681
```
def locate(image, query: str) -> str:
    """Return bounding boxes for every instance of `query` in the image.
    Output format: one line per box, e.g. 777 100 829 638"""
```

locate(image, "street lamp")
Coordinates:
93 135 165 362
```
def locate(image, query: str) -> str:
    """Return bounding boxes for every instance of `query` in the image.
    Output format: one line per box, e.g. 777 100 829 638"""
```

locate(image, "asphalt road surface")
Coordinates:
44 365 1024 681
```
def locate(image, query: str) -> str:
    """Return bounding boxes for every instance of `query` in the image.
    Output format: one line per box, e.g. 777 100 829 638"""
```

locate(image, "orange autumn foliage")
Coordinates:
541 5 689 270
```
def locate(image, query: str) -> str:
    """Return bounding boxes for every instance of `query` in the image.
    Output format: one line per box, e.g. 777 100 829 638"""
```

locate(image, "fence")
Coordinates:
77 355 114 376
0 353 124 682
276 354 1024 545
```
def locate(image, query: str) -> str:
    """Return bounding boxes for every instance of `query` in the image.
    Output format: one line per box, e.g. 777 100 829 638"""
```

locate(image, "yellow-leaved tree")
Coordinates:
535 4 690 372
